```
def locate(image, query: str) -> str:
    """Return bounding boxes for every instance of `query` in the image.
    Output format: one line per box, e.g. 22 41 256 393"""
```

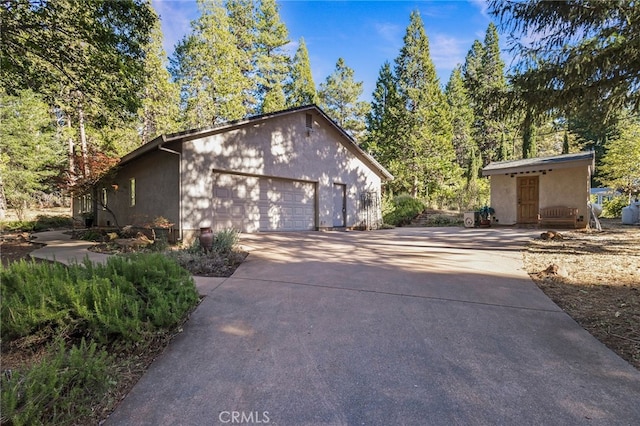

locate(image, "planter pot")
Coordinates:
479 219 491 228
199 227 214 252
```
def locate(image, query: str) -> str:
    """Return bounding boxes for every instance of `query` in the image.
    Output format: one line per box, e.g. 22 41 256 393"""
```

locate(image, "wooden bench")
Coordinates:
538 206 578 228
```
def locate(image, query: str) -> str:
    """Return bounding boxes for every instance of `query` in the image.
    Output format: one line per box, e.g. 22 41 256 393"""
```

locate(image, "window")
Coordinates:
101 187 108 209
130 178 136 207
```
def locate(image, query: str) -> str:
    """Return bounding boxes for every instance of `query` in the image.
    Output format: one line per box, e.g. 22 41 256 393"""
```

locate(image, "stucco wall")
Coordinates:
181 111 382 232
490 166 591 227
93 149 180 230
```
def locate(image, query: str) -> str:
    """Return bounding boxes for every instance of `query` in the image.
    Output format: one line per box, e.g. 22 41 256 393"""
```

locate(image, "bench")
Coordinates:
538 206 578 228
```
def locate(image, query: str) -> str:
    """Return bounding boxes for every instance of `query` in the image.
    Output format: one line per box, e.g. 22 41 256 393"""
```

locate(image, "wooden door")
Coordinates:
517 176 539 224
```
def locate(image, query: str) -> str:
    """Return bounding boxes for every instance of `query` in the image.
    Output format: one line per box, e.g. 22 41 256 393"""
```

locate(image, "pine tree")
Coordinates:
171 0 250 127
562 130 570 154
139 17 181 144
522 110 537 159
462 23 508 165
254 0 289 113
392 11 454 198
318 58 370 139
227 0 258 113
445 66 476 171
0 90 65 219
286 38 317 108
363 61 399 163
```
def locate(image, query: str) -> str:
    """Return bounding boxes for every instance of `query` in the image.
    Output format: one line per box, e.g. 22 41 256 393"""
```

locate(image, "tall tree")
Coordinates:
139 17 181 144
599 116 640 200
318 58 370 138
491 0 640 114
0 90 65 219
392 11 454 198
285 38 317 107
462 23 508 165
522 110 538 159
254 0 290 113
227 0 258 112
171 0 250 127
363 61 400 164
445 66 476 174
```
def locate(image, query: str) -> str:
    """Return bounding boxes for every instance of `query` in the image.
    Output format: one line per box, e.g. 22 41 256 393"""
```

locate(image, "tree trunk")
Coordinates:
78 107 89 178
67 116 76 184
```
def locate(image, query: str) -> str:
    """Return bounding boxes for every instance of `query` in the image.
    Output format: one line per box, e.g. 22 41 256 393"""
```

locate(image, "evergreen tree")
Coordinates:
445 67 476 173
599 116 640 200
318 58 370 139
139 17 181 144
522 110 537 158
462 23 508 165
171 0 250 127
491 0 640 113
0 90 65 219
392 11 454 198
363 61 399 163
562 130 570 154
286 38 317 107
254 0 290 113
227 0 258 113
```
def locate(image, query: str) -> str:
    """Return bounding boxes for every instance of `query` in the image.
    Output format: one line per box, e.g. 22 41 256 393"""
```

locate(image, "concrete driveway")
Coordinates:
106 227 640 425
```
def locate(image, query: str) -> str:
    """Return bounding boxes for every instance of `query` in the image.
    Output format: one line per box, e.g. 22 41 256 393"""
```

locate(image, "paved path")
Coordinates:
99 228 638 424
30 229 110 265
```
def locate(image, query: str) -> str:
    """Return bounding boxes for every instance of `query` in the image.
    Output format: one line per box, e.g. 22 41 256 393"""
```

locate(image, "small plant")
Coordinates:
478 206 495 221
212 228 239 253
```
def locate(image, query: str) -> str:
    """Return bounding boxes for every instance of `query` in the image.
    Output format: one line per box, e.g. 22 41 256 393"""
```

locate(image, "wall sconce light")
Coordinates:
111 184 119 191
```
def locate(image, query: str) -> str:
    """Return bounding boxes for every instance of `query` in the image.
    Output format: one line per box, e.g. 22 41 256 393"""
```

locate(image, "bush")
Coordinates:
1 338 112 425
383 194 425 226
602 195 629 218
212 228 239 253
0 254 199 345
0 215 73 232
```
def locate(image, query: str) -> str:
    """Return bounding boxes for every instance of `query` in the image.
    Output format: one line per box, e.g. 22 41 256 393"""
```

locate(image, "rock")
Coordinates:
544 263 569 278
540 231 563 241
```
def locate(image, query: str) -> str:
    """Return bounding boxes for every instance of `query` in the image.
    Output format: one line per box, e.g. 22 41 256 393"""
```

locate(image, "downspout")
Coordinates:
158 139 183 241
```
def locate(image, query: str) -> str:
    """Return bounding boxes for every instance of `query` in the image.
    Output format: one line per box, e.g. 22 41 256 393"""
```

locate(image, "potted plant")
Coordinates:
478 206 495 227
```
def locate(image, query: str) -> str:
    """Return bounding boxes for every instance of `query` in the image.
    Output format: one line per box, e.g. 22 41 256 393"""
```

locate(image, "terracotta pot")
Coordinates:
199 227 214 252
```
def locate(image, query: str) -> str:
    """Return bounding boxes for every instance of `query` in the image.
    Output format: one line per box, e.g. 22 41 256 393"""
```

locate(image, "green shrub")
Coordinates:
0 254 199 345
212 228 239 253
1 338 112 425
0 215 72 232
602 195 629 218
383 194 425 226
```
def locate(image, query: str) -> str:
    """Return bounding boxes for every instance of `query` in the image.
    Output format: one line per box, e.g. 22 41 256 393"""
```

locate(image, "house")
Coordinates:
590 187 621 206
73 105 393 241
481 152 595 228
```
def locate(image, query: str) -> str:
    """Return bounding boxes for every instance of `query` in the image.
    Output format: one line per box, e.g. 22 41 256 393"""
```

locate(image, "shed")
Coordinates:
482 152 595 228
74 105 393 241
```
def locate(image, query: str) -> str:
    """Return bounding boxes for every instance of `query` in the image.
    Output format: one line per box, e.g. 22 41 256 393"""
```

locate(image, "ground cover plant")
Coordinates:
0 254 200 425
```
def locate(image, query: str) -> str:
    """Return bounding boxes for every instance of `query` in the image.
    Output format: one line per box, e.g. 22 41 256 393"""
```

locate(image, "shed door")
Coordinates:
517 176 539 224
212 173 315 232
333 183 346 227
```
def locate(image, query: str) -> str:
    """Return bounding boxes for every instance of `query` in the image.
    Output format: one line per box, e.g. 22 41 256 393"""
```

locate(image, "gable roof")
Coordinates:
119 105 393 181
482 152 595 176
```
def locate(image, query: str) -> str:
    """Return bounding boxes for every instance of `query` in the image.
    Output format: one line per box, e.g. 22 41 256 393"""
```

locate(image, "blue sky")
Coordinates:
151 0 505 101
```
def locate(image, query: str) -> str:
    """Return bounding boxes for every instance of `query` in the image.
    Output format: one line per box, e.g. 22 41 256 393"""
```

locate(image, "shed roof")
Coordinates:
482 152 595 176
119 104 393 181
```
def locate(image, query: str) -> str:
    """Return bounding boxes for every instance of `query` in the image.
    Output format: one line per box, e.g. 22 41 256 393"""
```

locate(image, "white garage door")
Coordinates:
212 173 316 232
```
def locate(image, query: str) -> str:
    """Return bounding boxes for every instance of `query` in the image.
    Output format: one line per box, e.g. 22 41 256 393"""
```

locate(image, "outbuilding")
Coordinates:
74 105 392 241
482 152 595 228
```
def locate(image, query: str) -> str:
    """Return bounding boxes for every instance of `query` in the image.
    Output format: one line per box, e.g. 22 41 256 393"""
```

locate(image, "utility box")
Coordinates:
464 211 480 228
622 202 640 225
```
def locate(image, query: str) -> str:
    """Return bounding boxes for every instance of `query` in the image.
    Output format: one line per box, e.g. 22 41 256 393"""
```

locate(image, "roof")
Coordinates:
482 152 595 176
119 105 393 181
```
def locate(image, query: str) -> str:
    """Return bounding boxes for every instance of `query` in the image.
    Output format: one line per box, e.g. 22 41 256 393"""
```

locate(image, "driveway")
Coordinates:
106 227 640 425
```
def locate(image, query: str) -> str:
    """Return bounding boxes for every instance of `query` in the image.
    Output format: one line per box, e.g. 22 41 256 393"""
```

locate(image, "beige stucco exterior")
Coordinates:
74 106 391 240
483 152 594 228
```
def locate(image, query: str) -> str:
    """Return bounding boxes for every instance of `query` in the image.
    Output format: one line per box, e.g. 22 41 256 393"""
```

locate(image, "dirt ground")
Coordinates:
2 218 638 371
523 219 640 370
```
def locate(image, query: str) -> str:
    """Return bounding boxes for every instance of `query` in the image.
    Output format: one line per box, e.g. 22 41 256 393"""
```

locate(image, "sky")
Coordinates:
151 0 507 101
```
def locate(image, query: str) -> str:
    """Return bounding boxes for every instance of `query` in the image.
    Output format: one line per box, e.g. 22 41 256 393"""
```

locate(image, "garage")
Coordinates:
211 172 316 232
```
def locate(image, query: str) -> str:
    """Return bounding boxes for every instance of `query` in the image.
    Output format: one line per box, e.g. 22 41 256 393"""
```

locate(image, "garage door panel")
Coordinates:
213 173 315 232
